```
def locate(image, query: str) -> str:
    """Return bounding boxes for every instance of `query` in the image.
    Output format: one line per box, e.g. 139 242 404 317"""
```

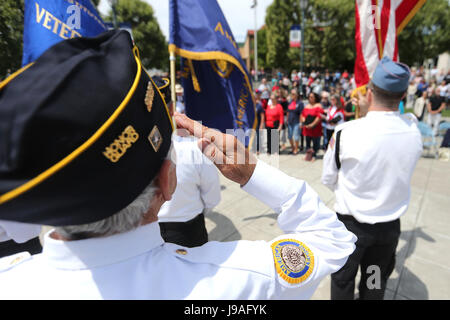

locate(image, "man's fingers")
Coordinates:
197 138 226 167
174 112 220 142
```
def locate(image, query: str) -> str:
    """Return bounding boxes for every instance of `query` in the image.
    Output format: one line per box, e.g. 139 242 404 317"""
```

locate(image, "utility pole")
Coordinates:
300 0 307 78
109 0 119 29
251 0 258 82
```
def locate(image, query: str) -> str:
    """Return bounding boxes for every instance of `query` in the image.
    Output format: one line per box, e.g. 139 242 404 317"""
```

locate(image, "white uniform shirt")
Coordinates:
0 160 356 300
158 136 221 223
0 220 41 243
321 111 423 224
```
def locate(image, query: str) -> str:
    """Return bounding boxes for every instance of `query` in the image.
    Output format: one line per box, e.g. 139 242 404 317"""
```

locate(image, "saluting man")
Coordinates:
0 30 356 299
321 57 423 300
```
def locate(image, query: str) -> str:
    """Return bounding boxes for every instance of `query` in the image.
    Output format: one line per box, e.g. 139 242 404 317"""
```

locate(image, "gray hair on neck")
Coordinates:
55 142 175 240
55 181 157 240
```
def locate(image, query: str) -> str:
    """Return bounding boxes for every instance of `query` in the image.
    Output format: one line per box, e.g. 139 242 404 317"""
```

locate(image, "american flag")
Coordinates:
354 0 427 88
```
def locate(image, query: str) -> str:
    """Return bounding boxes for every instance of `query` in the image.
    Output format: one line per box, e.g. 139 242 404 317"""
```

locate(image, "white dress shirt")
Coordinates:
158 136 221 223
0 160 356 300
0 220 41 243
321 111 423 224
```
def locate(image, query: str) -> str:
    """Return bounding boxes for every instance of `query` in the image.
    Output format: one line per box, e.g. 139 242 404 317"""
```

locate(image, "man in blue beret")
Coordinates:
321 56 423 300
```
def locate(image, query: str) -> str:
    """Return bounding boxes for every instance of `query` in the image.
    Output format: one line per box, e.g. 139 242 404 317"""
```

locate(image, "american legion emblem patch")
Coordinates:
271 239 314 285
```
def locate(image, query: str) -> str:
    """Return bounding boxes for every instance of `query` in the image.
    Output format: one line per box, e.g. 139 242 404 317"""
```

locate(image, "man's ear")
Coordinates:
155 159 177 202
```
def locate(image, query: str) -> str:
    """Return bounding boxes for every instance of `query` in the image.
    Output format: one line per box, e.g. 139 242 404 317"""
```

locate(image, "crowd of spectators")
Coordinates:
254 66 450 160
255 69 359 161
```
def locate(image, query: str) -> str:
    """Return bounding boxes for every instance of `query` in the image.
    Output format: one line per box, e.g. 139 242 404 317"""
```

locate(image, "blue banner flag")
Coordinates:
169 0 256 145
22 0 107 66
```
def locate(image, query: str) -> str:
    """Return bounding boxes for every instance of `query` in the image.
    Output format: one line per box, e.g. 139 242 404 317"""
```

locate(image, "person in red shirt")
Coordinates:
301 92 323 161
265 93 284 154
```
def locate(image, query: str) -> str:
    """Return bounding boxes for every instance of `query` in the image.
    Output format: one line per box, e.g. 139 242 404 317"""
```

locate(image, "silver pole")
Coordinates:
253 0 258 82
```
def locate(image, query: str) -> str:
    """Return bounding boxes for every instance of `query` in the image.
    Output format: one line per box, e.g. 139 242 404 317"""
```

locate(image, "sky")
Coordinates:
98 0 274 43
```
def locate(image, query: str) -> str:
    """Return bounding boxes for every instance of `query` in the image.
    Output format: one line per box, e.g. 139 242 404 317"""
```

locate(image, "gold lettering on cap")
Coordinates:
103 126 139 163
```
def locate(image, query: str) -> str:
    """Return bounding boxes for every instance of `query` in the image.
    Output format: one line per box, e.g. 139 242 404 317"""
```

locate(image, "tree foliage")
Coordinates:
0 0 24 78
265 0 355 72
256 26 268 69
264 0 448 72
104 0 168 71
265 0 300 71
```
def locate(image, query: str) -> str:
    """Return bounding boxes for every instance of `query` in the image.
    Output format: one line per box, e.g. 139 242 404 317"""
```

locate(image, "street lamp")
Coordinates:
299 0 307 80
251 0 258 82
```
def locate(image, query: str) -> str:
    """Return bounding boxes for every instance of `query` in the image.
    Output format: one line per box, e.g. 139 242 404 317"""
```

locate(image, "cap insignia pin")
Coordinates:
148 125 163 152
145 81 155 112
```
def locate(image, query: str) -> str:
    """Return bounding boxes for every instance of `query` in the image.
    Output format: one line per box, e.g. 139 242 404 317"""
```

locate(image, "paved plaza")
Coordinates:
205 144 450 300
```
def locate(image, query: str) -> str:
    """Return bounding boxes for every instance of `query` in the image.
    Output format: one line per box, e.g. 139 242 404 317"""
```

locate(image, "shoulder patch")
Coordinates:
0 251 31 272
271 239 314 285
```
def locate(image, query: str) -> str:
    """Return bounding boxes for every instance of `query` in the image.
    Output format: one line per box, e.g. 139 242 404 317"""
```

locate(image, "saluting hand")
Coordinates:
173 113 257 186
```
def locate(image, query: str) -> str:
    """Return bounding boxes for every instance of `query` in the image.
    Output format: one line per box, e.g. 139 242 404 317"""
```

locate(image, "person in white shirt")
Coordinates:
0 32 356 299
321 57 423 300
175 84 185 114
437 80 448 98
257 78 270 109
323 95 345 149
158 135 221 247
0 221 42 258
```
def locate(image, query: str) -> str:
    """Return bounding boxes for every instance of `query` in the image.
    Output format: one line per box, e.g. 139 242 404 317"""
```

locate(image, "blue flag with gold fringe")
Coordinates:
169 0 256 145
22 0 107 66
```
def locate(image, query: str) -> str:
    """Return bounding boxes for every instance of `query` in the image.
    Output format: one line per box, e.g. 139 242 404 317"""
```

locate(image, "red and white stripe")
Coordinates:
354 0 427 88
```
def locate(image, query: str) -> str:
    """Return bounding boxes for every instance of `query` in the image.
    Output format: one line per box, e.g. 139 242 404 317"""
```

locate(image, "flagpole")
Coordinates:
169 51 177 113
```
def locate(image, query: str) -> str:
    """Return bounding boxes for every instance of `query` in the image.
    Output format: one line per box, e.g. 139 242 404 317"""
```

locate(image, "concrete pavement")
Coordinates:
205 144 450 300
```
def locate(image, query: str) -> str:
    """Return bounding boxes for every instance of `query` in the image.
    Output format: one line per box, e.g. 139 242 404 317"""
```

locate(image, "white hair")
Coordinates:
55 181 157 240
55 144 175 240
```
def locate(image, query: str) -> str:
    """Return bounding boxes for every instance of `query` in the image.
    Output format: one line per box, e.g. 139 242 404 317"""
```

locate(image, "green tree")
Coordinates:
265 0 300 71
397 0 450 67
91 0 101 7
305 0 355 71
265 0 355 72
105 0 168 71
0 0 24 78
256 26 268 69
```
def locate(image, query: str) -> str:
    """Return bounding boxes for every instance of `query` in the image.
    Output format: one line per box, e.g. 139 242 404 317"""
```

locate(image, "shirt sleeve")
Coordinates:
242 160 356 299
321 132 339 190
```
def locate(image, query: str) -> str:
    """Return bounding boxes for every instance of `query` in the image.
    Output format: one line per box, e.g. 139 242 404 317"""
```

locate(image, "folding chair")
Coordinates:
417 122 438 159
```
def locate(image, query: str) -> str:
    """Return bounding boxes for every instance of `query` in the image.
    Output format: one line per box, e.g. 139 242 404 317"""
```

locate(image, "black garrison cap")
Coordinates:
0 30 174 226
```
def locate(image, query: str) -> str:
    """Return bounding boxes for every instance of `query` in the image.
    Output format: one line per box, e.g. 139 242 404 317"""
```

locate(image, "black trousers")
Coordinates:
305 136 320 157
266 127 279 154
0 237 42 259
159 213 208 248
331 213 400 300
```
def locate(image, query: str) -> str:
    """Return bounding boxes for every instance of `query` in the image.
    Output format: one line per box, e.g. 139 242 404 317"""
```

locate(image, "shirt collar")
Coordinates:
366 110 400 117
42 222 164 270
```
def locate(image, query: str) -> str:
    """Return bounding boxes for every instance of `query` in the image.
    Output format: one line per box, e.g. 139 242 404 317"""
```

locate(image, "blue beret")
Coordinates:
371 56 410 93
